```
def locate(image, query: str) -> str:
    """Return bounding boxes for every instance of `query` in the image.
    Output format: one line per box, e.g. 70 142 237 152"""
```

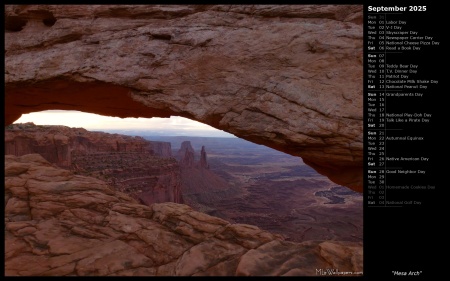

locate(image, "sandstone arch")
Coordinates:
5 5 364 192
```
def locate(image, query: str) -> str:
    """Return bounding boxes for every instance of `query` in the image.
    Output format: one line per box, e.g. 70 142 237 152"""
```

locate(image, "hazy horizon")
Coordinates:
13 110 237 138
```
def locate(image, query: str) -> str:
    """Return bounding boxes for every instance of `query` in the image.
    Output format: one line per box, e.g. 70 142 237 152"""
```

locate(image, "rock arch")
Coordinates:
5 5 364 192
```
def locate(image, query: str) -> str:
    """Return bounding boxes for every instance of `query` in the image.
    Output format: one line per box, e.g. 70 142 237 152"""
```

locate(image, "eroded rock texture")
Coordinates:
5 122 172 167
5 123 182 205
4 5 363 191
4 154 362 276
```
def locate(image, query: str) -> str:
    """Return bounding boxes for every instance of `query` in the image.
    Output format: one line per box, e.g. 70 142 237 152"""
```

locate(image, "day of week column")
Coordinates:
366 13 386 206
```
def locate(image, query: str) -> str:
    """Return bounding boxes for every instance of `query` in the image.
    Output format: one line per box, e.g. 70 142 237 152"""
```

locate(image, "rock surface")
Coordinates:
5 123 182 205
4 154 362 276
4 5 363 192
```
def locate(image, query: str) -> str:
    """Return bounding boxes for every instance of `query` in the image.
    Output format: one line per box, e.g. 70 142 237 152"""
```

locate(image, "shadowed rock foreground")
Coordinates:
5 154 362 276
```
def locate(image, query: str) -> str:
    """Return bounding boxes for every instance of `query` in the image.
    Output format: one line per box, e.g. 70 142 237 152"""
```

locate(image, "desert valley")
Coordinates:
149 135 362 243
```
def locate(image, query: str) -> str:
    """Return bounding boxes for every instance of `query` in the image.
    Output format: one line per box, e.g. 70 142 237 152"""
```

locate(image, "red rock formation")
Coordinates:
199 146 209 169
182 149 195 168
149 141 172 158
178 141 195 168
4 5 363 192
5 123 183 205
132 164 183 206
5 154 363 276
4 123 172 167
177 142 209 169
71 152 183 205
5 123 72 167
176 143 236 212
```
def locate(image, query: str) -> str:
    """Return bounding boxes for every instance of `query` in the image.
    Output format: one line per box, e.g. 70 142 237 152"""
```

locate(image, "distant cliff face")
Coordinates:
149 141 172 158
4 5 363 192
5 123 172 167
5 123 73 167
177 141 196 168
5 154 362 276
5 123 182 205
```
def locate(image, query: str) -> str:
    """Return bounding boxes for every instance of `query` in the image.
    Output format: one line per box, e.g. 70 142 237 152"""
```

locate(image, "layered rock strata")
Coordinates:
5 123 172 167
4 5 364 191
5 123 182 204
4 154 363 276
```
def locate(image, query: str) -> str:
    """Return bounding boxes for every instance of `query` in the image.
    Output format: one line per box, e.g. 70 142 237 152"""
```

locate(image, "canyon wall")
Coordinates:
4 5 364 192
149 141 172 158
5 123 173 166
5 123 182 205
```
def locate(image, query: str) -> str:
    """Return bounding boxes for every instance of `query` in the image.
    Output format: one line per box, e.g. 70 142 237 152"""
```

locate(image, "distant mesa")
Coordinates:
177 141 195 157
177 141 209 169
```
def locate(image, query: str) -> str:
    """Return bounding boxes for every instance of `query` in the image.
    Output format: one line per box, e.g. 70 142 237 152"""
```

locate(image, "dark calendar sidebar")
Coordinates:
364 3 443 279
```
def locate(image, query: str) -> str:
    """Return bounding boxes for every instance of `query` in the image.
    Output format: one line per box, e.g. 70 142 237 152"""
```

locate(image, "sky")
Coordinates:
13 110 236 138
